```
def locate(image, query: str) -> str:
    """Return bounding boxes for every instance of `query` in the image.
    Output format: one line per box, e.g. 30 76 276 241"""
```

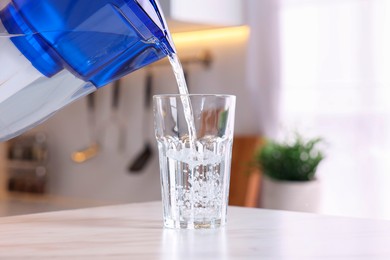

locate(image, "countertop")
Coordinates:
1 201 390 259
0 192 112 217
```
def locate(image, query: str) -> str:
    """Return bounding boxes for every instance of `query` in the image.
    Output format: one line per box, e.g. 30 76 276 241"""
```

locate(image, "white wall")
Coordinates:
32 31 254 204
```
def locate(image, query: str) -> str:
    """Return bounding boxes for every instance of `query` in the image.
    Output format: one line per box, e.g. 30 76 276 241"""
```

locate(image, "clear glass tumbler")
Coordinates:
153 94 236 229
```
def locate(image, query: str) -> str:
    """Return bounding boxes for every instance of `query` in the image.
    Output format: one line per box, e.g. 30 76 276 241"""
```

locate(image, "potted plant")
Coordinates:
254 134 325 212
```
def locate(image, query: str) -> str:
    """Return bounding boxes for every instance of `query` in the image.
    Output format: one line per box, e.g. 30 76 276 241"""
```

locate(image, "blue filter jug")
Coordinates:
0 0 175 141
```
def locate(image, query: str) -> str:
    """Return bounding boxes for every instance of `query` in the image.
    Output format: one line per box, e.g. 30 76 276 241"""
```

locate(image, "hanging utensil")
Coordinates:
128 70 154 172
183 67 189 92
72 92 100 163
97 79 127 152
111 79 127 152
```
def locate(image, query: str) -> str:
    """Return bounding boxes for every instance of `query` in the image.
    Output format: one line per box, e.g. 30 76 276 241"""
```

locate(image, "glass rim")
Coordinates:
153 94 236 99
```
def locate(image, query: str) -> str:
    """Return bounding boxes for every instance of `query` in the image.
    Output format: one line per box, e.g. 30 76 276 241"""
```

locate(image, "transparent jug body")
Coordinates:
0 0 175 141
0 32 96 141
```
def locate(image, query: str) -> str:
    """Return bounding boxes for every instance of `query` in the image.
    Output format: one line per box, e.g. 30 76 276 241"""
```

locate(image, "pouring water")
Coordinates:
168 53 198 151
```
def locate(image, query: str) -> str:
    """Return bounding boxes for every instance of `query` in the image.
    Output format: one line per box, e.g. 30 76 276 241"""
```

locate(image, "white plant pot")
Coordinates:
259 176 320 213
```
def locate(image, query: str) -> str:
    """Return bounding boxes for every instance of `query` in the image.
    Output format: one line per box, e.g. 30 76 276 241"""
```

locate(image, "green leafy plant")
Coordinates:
255 134 324 181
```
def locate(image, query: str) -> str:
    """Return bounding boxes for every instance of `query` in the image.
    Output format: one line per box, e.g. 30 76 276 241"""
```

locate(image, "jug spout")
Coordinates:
0 0 175 141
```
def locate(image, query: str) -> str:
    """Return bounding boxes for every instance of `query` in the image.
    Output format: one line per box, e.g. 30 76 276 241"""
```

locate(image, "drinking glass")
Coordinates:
153 94 236 229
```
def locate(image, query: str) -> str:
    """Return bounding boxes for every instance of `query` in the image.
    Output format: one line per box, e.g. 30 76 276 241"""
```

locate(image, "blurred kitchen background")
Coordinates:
1 0 390 220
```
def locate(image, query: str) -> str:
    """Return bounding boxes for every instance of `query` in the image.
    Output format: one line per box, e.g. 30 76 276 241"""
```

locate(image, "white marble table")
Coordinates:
1 201 390 259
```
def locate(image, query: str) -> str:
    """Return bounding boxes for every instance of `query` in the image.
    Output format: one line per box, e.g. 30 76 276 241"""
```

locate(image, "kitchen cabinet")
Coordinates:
159 0 244 32
5 133 48 194
0 142 6 197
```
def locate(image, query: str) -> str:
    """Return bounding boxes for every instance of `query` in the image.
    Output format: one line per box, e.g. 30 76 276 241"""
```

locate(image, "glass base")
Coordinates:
164 218 224 229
